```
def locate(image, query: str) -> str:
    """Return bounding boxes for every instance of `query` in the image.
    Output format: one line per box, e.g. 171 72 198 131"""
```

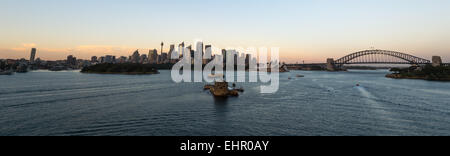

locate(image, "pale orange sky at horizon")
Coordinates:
1 0 450 63
0 41 449 63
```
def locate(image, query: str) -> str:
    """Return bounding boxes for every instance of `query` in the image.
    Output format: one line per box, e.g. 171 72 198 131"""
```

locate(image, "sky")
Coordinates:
1 0 449 63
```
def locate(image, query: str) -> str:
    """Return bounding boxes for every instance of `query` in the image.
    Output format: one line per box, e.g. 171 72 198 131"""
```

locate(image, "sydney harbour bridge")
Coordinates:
287 49 448 71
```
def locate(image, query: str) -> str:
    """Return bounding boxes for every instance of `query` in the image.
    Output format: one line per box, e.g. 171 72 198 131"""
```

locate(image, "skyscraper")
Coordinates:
222 49 227 64
161 42 164 54
161 53 168 63
204 45 212 64
148 49 158 64
196 42 203 55
179 42 185 58
245 54 251 66
195 42 203 65
30 48 36 63
140 54 148 64
168 44 176 63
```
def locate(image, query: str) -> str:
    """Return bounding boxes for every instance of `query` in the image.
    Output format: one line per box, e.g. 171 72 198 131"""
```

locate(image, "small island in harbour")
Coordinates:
386 65 450 81
81 63 160 75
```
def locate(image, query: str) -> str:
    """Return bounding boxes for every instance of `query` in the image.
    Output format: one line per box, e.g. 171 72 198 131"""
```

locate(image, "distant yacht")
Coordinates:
0 70 13 75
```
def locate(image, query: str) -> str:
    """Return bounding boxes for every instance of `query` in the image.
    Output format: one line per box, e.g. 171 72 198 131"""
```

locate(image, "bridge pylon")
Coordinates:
432 56 442 67
326 58 337 71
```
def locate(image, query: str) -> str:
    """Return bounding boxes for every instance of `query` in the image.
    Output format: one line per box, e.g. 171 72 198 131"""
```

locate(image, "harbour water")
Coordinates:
1 70 450 136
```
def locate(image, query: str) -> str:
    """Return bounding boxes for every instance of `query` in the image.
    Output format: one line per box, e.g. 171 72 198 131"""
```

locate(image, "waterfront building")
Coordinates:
104 55 115 63
156 55 162 64
66 55 77 66
99 56 105 63
140 54 148 64
118 56 128 63
79 60 91 68
91 56 98 63
131 50 140 63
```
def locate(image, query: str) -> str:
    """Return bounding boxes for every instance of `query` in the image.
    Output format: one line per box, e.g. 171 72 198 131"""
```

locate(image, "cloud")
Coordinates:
9 43 37 51
22 43 37 48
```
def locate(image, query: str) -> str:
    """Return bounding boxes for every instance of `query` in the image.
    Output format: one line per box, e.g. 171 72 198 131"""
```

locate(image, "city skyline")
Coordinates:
1 0 450 63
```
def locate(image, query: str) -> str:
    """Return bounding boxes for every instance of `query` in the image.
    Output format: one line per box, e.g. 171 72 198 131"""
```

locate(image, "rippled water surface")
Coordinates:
1 70 449 136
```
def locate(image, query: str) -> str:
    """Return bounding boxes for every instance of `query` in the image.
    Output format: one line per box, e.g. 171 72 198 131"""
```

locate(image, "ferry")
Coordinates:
204 81 243 97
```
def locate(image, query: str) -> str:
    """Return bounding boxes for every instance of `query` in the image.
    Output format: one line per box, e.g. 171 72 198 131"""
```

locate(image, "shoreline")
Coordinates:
81 71 159 75
386 74 450 81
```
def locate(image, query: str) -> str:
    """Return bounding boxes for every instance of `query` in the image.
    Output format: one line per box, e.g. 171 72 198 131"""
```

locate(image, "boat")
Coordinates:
296 74 305 78
235 88 245 92
0 70 13 75
49 66 67 71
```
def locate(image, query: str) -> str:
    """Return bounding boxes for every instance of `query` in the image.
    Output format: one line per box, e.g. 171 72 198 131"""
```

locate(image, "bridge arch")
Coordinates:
334 50 431 65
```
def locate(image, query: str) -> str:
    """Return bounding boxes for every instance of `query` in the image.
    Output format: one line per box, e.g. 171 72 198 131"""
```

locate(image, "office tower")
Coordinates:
222 49 227 64
168 44 175 58
140 54 148 64
196 42 203 55
148 49 158 64
234 51 239 66
245 54 251 66
205 45 211 53
156 55 161 64
178 42 185 58
168 44 176 63
30 48 36 63
195 42 203 63
179 42 185 48
204 45 212 64
185 45 191 57
105 55 114 63
186 45 192 51
161 53 168 63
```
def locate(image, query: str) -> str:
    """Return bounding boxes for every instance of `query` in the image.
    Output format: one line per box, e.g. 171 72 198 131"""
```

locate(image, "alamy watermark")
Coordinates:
170 41 279 94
